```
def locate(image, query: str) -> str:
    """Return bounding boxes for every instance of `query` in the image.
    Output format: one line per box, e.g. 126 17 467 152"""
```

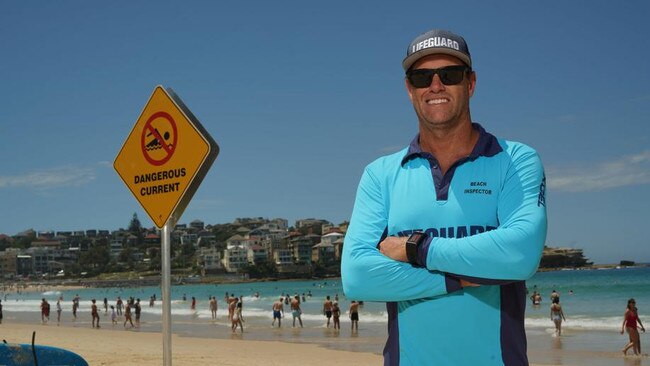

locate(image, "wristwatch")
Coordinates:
406 232 425 266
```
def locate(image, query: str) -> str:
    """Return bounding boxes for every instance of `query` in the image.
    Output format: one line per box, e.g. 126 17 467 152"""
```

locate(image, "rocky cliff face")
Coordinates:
539 246 592 268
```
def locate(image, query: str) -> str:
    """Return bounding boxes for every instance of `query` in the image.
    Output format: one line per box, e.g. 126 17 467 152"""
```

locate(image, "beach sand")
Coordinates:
3 322 647 365
2 323 383 366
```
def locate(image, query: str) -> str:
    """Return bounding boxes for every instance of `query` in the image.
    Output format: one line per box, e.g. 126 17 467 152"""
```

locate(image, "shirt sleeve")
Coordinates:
422 145 547 282
341 167 462 302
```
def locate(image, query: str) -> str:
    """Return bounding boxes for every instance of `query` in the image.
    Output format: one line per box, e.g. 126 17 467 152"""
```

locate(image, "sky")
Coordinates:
1 1 649 264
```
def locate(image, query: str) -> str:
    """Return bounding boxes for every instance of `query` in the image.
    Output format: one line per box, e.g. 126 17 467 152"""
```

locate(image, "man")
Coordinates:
349 300 359 333
323 295 333 328
134 298 142 327
116 296 123 316
72 294 80 319
531 291 542 306
341 29 547 365
91 299 100 328
210 296 218 320
291 295 303 328
550 289 560 302
272 296 284 328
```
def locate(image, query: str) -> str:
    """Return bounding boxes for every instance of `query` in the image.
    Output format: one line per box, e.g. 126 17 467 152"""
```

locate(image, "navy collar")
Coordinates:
401 123 502 166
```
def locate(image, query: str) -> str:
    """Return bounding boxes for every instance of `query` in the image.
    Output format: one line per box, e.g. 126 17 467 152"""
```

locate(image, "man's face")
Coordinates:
405 54 476 131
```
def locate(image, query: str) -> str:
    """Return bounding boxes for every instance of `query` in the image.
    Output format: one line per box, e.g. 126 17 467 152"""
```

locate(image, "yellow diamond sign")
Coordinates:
114 86 219 228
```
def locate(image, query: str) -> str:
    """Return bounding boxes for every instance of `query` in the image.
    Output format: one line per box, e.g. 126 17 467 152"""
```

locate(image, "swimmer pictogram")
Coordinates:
145 128 170 151
141 111 178 166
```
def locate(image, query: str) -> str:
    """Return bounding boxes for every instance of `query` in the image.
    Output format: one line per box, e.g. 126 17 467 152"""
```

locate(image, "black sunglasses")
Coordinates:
406 65 470 88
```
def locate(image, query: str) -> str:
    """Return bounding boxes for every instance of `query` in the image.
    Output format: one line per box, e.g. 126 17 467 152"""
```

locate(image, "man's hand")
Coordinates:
460 279 480 288
379 236 409 262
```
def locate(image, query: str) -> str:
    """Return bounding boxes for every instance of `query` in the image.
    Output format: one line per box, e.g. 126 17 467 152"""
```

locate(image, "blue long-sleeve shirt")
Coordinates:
341 124 547 365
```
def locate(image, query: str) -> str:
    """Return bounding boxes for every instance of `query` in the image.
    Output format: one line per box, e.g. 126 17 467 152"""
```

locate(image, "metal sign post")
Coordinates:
114 86 219 366
162 221 172 366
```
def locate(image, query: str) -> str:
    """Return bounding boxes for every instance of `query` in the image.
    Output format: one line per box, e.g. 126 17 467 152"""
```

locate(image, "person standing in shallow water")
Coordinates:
530 291 541 306
56 297 63 324
349 300 359 333
291 295 303 328
550 289 559 302
210 296 218 320
116 296 123 316
231 298 244 333
228 294 237 321
124 300 134 328
323 296 333 328
272 296 284 328
332 301 341 330
621 298 645 356
40 298 50 324
111 305 117 325
72 294 80 320
134 298 142 327
550 297 566 336
91 299 100 328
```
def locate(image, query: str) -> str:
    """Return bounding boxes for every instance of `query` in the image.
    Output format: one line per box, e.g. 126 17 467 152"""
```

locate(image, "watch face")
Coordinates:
409 232 424 244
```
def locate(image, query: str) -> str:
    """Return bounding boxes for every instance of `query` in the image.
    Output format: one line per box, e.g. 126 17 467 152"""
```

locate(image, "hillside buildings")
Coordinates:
0 217 348 279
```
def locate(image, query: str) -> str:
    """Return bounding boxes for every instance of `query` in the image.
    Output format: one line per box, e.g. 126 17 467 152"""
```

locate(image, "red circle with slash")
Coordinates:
141 111 178 166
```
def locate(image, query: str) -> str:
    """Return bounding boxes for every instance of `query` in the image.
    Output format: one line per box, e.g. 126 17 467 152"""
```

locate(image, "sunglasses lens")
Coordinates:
439 68 465 85
408 70 433 88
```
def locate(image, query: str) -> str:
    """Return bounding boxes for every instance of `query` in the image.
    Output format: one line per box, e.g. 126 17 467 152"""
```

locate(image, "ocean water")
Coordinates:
2 267 649 363
525 266 650 330
2 278 386 324
4 267 648 329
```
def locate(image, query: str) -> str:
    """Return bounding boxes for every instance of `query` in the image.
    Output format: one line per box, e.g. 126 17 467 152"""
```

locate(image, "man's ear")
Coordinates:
467 71 477 97
405 78 415 102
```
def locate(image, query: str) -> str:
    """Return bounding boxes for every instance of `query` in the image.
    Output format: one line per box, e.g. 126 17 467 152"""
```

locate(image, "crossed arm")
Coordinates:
342 148 547 301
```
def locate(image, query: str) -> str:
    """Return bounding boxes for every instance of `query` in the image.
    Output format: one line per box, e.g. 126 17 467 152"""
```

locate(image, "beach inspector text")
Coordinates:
133 168 186 196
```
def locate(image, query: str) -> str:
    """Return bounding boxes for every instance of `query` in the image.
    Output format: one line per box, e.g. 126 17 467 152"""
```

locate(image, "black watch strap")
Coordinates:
406 232 425 265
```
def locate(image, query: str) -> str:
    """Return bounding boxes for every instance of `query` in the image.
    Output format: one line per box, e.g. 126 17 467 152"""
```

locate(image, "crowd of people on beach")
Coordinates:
17 288 363 335
34 293 144 330
268 292 361 333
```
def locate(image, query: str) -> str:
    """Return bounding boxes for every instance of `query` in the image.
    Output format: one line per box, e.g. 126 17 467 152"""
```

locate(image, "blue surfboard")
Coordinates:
0 343 89 366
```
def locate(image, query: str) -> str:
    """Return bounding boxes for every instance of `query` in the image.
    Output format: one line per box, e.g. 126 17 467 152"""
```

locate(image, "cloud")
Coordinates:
0 166 96 190
547 151 650 192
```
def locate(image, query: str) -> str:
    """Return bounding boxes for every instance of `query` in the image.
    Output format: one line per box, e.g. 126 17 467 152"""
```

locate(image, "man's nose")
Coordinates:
428 74 446 92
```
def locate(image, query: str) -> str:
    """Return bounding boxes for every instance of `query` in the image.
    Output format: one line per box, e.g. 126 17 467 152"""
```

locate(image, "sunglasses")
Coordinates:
406 65 470 88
